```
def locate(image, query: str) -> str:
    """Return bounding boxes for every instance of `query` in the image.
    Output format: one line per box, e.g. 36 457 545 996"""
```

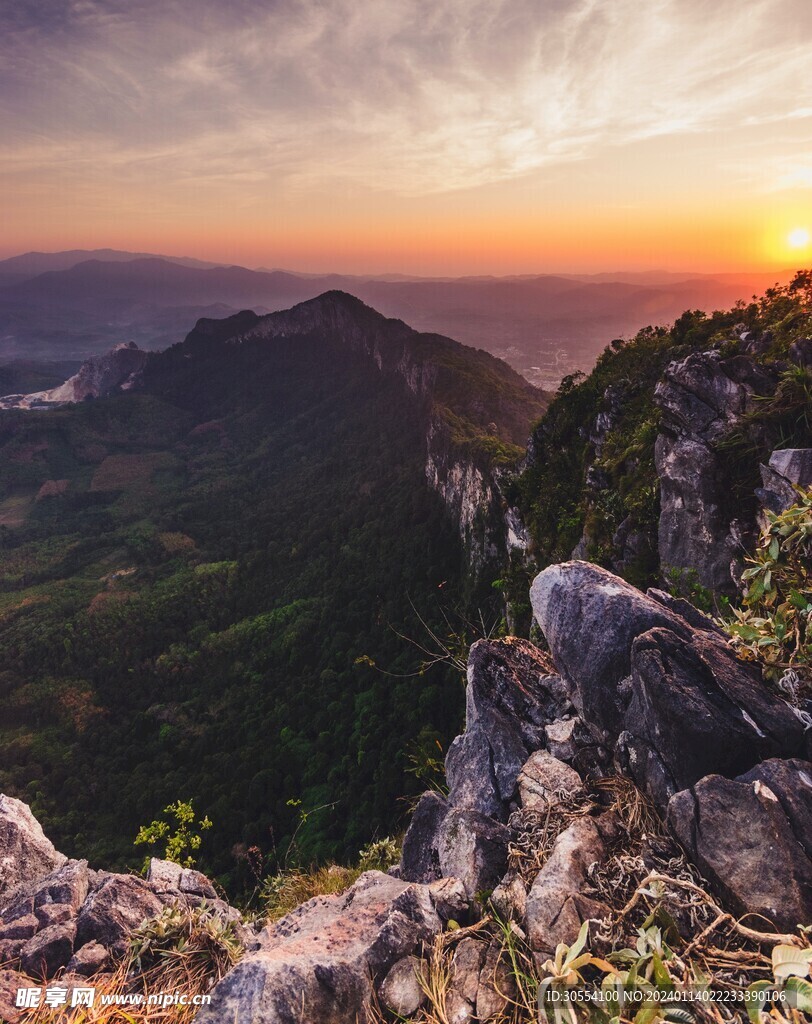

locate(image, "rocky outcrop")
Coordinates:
0 342 147 410
530 561 693 743
668 762 812 931
654 350 777 592
0 801 239 988
445 639 574 820
196 872 443 1024
530 561 809 810
0 795 66 897
619 626 809 809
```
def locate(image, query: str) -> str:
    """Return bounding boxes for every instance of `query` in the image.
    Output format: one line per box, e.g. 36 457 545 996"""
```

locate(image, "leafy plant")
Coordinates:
134 799 212 869
723 487 812 685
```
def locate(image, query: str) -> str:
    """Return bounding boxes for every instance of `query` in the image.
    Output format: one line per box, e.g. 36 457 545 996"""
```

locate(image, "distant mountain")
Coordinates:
0 250 796 386
0 248 223 279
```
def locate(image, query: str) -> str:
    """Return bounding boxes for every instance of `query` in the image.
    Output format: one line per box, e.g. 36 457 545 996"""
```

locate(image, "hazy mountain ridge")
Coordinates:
0 250 793 386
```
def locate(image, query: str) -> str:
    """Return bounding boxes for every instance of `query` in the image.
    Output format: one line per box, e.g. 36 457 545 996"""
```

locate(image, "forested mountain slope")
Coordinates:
0 293 544 888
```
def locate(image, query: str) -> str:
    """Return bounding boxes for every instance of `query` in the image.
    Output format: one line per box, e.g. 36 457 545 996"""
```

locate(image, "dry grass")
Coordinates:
261 864 362 922
16 904 242 1024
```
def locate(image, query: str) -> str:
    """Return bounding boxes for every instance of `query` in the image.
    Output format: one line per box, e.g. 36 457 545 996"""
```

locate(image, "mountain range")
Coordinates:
0 249 794 388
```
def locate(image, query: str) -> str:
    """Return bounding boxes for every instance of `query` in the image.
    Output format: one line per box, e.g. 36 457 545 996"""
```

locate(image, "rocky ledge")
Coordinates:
2 560 811 1022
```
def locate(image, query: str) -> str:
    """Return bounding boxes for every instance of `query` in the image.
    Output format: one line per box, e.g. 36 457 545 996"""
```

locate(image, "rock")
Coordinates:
544 717 609 776
20 920 76 978
619 627 809 809
0 938 24 965
490 871 527 923
446 990 476 1023
0 968 29 1024
66 939 111 977
517 751 583 811
667 768 812 931
451 937 486 1003
32 859 89 915
147 858 218 900
446 639 573 820
427 877 469 922
196 872 441 1024
75 875 163 954
767 448 812 487
476 940 517 1021
35 903 75 929
0 914 39 941
738 758 812 858
378 956 426 1016
399 791 449 884
758 449 812 515
646 588 725 635
531 562 692 742
526 814 616 954
0 795 66 897
180 868 217 900
146 858 183 890
437 810 511 899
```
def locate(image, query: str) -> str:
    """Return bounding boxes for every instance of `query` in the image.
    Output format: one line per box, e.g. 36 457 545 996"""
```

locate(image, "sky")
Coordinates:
2 0 812 275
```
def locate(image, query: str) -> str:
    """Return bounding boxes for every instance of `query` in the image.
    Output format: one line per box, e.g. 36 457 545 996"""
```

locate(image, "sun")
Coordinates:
788 227 810 249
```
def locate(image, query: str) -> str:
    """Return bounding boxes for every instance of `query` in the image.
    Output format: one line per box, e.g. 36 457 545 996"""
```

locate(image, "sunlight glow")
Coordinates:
788 227 810 249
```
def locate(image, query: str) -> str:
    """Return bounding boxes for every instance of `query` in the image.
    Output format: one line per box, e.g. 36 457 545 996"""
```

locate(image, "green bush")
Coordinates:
723 487 812 687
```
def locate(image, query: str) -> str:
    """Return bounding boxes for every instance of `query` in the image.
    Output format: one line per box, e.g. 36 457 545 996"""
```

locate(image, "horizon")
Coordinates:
3 1 812 276
0 245 802 284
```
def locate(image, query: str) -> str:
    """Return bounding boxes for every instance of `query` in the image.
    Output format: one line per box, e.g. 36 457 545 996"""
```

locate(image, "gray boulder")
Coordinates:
475 939 517 1021
20 920 76 978
147 858 218 900
378 955 426 1016
66 939 111 977
517 751 582 811
667 763 812 931
436 810 511 899
526 814 617 954
195 871 441 1024
758 449 812 515
531 562 692 742
0 795 66 897
399 791 449 884
619 627 809 809
75 875 164 954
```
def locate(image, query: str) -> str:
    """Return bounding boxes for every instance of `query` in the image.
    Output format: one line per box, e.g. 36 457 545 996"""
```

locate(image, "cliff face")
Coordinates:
653 348 779 592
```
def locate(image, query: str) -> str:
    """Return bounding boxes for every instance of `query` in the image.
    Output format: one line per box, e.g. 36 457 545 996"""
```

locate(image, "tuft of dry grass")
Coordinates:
261 864 362 922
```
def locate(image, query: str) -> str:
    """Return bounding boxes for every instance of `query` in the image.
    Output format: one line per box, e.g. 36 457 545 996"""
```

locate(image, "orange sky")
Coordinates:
2 0 812 275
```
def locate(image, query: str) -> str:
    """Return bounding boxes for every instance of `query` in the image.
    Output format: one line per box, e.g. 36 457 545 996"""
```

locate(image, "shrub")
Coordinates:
723 487 812 688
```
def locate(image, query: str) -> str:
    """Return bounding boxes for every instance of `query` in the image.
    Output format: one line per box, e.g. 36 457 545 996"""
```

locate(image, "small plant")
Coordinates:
134 799 212 869
358 835 400 872
129 901 243 979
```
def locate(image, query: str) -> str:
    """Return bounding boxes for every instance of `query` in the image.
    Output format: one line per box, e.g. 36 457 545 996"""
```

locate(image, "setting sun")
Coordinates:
788 227 810 249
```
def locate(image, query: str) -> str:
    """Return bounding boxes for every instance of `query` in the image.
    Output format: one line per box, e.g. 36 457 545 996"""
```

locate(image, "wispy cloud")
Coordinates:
1 0 811 199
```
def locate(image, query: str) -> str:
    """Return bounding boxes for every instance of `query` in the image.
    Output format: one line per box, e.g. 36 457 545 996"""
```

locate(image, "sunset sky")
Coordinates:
2 0 812 275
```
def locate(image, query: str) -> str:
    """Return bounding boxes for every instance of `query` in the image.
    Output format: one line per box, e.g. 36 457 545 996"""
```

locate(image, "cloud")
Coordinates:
1 0 811 199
